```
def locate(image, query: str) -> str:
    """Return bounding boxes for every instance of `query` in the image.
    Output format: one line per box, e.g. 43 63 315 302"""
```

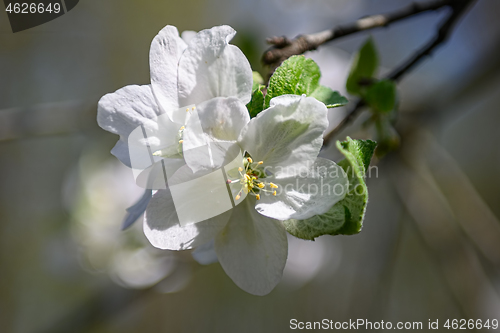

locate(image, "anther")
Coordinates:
256 194 260 200
238 167 243 172
273 191 277 196
180 126 185 130
179 140 184 144
258 161 263 165
247 157 253 163
270 182 278 189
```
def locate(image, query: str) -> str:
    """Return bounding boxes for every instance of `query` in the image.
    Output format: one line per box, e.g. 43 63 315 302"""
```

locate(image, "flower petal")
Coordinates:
255 158 348 220
181 30 197 44
215 197 288 296
178 25 252 106
121 189 152 230
187 97 249 143
183 97 249 172
144 189 230 250
149 25 187 123
110 140 131 167
123 109 186 189
238 95 328 176
167 164 235 226
132 158 185 190
192 239 219 265
97 85 162 167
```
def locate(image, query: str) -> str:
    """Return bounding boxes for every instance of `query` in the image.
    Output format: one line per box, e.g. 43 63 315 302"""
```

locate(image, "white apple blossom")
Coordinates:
144 95 349 295
96 24 252 227
97 23 348 296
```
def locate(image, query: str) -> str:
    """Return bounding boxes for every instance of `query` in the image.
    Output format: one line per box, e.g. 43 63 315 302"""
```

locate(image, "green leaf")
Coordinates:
346 38 379 95
338 136 377 173
283 137 377 240
365 79 397 113
266 55 349 108
374 116 400 157
311 86 349 108
246 85 265 118
265 55 321 108
252 71 264 92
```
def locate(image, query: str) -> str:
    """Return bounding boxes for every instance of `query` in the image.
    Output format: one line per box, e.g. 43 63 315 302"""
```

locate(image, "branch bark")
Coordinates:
262 0 453 76
322 0 476 147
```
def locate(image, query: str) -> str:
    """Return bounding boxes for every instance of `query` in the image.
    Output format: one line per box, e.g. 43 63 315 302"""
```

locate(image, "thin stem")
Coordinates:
322 0 476 147
388 0 477 81
262 0 453 77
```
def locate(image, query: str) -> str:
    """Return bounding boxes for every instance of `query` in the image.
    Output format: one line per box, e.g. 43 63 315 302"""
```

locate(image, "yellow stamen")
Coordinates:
180 126 185 130
235 194 241 200
258 161 263 165
273 191 277 196
257 183 265 189
256 194 260 200
270 183 278 189
179 140 184 144
247 157 253 163
186 108 189 112
192 106 196 110
238 167 243 172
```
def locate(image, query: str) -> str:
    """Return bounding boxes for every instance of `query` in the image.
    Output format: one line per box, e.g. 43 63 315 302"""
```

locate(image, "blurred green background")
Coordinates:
1 0 500 332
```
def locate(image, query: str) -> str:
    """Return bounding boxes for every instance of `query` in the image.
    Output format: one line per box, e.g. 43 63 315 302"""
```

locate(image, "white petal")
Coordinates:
124 110 186 189
110 140 132 167
183 97 249 172
167 164 235 226
122 189 152 230
149 25 187 123
133 158 185 190
178 25 253 106
192 240 219 265
187 97 249 142
144 189 230 250
181 30 197 44
238 95 328 176
215 197 288 295
97 85 161 167
255 158 348 220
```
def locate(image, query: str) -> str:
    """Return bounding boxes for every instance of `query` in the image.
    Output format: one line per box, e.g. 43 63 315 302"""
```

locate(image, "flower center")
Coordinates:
152 105 196 159
226 157 278 200
152 125 185 159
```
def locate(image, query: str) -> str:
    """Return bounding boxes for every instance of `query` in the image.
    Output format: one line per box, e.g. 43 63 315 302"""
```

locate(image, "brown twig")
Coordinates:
388 0 477 82
322 0 477 147
262 0 453 77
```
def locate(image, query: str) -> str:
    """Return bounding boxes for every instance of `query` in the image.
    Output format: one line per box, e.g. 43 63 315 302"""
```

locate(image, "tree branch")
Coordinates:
388 0 477 81
322 100 364 147
322 0 476 147
262 0 453 76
